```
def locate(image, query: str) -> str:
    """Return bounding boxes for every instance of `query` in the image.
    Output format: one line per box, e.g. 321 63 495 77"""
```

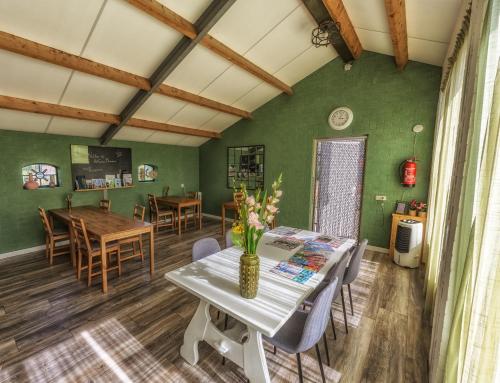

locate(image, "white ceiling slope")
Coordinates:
0 0 460 146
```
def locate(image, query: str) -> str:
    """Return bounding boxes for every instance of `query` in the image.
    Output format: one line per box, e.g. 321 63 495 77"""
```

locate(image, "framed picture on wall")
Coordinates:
227 145 264 190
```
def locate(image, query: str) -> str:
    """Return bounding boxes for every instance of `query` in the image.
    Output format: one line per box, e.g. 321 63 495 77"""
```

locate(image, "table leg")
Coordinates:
180 300 211 364
177 205 182 235
221 204 225 235
100 239 108 293
149 227 154 275
243 328 271 383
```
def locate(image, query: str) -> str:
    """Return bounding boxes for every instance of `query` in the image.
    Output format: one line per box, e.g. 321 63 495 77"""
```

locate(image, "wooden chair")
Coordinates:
99 199 111 212
148 194 175 232
70 216 120 286
184 191 199 229
38 207 70 265
119 205 146 267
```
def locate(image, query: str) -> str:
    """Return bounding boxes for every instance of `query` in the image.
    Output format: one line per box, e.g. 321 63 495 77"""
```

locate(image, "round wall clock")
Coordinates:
328 107 353 130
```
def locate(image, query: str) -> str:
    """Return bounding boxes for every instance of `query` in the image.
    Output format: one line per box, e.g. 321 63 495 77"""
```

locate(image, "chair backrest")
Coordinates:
192 238 221 262
324 250 351 301
133 204 146 222
297 277 339 352
99 199 111 212
148 194 158 215
233 191 244 208
163 186 170 197
225 229 233 248
38 207 52 236
343 239 368 285
70 216 92 255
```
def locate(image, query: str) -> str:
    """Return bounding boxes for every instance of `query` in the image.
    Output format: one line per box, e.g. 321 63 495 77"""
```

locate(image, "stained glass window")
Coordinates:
22 164 60 188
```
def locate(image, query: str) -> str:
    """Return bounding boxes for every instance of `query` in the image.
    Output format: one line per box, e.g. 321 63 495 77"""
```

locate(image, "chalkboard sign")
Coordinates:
70 145 133 191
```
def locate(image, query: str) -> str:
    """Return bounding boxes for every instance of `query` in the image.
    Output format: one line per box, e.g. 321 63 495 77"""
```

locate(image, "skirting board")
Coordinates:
367 245 389 254
0 240 70 261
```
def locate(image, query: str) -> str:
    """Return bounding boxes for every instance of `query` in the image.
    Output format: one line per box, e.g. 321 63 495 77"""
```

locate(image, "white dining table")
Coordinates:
165 227 355 383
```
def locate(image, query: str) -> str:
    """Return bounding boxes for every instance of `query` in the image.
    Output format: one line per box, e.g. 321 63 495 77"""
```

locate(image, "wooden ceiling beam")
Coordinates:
0 30 250 119
101 0 235 144
126 0 293 95
384 0 408 70
322 0 362 59
0 95 220 139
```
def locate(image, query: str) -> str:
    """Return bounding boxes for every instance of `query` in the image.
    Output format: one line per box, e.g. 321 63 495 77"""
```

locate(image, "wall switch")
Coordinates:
375 195 387 201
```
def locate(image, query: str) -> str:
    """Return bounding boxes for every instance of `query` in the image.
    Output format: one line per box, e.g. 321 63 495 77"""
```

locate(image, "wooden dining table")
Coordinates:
156 196 202 235
166 227 355 382
49 206 154 293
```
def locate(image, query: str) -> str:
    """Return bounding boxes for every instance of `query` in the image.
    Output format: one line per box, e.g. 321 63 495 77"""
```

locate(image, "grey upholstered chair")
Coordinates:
264 277 339 383
192 238 221 262
225 229 233 248
304 250 351 344
341 239 368 318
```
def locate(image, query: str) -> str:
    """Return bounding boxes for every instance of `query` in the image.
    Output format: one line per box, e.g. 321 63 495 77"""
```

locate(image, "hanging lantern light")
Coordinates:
311 19 339 48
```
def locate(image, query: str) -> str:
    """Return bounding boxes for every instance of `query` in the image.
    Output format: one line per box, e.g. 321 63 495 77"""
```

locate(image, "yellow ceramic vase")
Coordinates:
239 253 259 299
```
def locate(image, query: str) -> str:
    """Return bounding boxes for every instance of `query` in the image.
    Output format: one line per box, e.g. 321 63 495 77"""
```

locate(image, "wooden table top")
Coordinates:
156 196 201 206
166 228 355 337
49 206 152 238
222 201 236 208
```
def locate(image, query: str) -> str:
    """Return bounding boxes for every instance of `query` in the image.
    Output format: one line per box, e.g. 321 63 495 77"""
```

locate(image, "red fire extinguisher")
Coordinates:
400 158 417 187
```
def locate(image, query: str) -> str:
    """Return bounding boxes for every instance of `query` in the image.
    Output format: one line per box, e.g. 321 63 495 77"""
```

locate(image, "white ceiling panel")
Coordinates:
178 136 210 147
243 5 317 74
113 126 153 142
165 45 231 94
343 0 388 34
82 0 183 77
168 104 218 128
0 0 104 54
46 117 107 138
145 131 185 145
232 82 281 112
0 109 50 133
210 0 300 54
200 65 262 105
0 51 72 103
406 0 460 43
60 72 136 114
157 0 212 23
355 28 393 57
276 45 338 85
200 113 241 133
408 38 448 67
133 94 187 123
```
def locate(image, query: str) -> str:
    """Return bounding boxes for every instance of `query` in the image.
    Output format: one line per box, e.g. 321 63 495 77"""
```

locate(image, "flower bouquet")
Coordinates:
232 174 283 298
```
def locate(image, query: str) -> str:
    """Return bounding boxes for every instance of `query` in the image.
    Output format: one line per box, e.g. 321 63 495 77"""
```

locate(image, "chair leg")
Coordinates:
273 345 277 355
296 353 304 383
340 287 349 334
222 313 229 365
348 283 354 315
117 249 121 277
49 239 54 265
217 310 220 320
322 333 330 366
77 250 82 280
330 310 337 340
139 237 144 264
45 236 50 259
315 344 326 383
87 254 93 287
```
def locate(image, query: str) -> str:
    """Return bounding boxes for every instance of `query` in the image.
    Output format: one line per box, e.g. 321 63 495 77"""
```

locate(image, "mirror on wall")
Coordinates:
138 164 158 182
227 145 264 190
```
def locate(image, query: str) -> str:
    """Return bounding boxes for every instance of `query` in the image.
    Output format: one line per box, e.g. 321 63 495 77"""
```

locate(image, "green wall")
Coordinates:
199 52 441 248
0 130 198 254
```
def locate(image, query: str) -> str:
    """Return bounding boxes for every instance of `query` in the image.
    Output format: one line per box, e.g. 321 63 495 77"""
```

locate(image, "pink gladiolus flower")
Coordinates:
246 196 255 206
275 190 283 198
248 212 264 230
266 215 274 223
266 205 278 214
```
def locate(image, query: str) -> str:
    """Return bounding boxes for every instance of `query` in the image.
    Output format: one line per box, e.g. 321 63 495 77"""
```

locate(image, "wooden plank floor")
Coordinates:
0 218 430 382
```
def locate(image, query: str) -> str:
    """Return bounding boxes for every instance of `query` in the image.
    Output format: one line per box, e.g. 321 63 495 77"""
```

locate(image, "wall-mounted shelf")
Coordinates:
74 186 134 192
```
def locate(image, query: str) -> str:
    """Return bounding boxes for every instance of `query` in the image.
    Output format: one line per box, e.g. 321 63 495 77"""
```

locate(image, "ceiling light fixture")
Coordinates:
311 19 339 48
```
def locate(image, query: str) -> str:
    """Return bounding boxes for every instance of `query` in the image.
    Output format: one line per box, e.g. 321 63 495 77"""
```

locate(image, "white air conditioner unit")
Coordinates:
394 220 423 268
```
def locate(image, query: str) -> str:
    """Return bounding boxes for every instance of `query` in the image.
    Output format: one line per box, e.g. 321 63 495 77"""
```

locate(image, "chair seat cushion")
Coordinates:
263 310 307 354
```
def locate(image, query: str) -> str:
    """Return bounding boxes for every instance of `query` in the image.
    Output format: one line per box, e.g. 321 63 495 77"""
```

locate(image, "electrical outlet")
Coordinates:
375 195 387 201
